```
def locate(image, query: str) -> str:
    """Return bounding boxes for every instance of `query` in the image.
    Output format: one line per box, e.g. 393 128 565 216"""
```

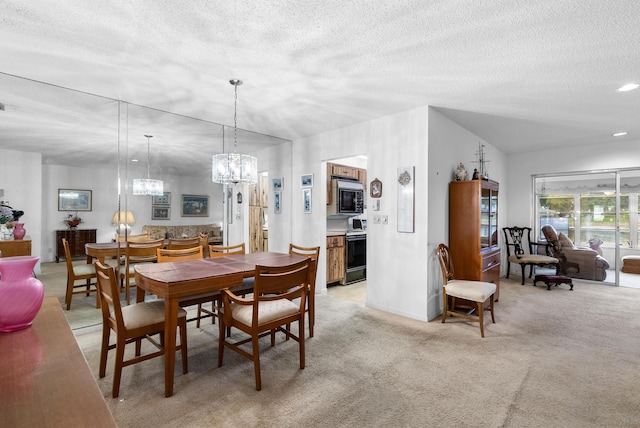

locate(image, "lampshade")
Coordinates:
212 79 257 185
111 210 135 234
133 134 164 195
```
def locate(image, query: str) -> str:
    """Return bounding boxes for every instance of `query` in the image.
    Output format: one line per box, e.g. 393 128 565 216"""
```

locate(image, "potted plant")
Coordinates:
63 212 83 229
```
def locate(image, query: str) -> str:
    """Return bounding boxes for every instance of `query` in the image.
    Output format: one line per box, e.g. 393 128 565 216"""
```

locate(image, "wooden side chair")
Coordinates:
157 246 218 327
115 232 151 242
123 238 164 305
436 243 496 338
208 243 245 258
289 243 320 337
503 226 559 284
94 260 188 398
218 259 311 390
167 237 200 250
62 237 98 310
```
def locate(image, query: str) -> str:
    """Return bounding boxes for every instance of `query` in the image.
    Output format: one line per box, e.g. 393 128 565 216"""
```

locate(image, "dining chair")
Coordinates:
157 246 218 327
123 238 164 305
62 237 98 310
289 243 320 337
115 232 151 242
167 237 200 250
436 243 496 338
94 260 188 398
208 242 245 258
218 259 311 390
503 226 559 284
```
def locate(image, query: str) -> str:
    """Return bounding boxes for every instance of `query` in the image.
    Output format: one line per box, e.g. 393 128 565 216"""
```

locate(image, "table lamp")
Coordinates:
112 210 135 234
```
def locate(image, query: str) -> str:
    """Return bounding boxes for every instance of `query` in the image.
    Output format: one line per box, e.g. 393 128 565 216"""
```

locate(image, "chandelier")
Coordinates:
133 134 164 196
212 79 257 185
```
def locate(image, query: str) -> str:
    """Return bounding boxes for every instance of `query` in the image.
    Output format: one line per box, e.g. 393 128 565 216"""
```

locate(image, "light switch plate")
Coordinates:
373 215 381 224
382 215 388 224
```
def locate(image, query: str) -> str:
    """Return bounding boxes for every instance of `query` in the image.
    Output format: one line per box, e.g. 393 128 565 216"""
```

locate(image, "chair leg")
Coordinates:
506 262 511 279
99 327 110 378
196 303 203 328
179 319 188 374
308 292 315 337
489 295 496 323
217 318 225 367
299 319 305 369
112 339 126 398
519 264 526 285
252 335 262 391
477 302 485 338
441 292 448 324
65 276 73 310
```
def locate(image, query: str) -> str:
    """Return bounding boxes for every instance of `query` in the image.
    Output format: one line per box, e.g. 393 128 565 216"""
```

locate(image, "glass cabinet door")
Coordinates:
480 186 498 248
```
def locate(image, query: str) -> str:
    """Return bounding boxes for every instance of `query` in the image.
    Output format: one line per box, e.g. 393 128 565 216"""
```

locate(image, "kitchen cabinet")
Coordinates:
326 162 366 205
55 229 96 262
326 235 345 284
449 180 500 300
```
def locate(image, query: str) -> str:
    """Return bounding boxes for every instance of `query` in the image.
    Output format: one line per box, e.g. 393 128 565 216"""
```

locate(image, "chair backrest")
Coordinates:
167 237 200 250
436 243 455 285
116 232 151 243
541 224 562 254
209 243 245 258
289 244 320 287
157 246 203 263
61 237 75 272
502 226 534 258
95 260 125 331
252 259 311 313
126 238 165 264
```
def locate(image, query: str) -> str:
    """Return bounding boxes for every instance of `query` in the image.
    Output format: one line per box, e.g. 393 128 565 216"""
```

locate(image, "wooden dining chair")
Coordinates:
289 243 320 337
436 243 496 338
94 260 188 398
157 246 218 327
62 238 99 310
123 238 164 305
115 232 151 242
167 237 200 250
218 259 311 390
208 243 245 258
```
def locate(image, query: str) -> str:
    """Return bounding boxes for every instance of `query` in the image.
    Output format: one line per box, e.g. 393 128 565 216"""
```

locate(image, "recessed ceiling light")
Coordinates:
131 159 139 162
613 132 628 137
617 83 639 92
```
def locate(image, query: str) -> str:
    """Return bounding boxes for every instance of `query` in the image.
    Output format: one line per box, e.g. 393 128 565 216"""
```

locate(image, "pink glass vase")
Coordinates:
13 222 26 240
0 256 44 332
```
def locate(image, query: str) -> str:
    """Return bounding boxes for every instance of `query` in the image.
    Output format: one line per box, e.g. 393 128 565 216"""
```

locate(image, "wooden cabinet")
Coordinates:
326 162 367 205
326 235 345 284
0 240 31 257
249 176 268 253
55 229 97 262
449 180 500 300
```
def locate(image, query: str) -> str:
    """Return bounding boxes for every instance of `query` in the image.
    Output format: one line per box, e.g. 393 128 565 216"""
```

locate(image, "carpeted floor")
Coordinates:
43 261 640 427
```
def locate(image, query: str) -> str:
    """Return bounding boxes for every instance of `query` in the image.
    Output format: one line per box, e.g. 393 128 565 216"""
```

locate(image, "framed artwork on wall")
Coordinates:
152 205 170 220
301 173 313 188
274 191 282 214
272 177 283 191
152 192 171 205
58 189 92 211
370 178 382 198
181 194 209 217
303 189 312 213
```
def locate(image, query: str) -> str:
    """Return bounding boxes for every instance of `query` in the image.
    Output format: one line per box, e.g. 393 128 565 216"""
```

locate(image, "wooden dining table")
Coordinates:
133 251 308 397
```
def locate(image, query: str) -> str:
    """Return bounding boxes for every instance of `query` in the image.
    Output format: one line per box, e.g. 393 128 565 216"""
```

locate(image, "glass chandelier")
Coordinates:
133 134 164 196
212 79 258 185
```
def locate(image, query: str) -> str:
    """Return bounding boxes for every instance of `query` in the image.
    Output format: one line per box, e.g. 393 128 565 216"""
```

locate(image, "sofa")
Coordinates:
541 224 610 281
142 224 223 244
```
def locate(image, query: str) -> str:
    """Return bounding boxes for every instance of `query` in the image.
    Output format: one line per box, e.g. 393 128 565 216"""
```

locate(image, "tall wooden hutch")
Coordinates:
449 180 500 300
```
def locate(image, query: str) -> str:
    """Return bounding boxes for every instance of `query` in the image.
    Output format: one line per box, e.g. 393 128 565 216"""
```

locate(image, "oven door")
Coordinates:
345 234 366 283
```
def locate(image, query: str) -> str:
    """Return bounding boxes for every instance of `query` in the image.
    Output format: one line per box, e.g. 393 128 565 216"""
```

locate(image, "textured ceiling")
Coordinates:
1 0 639 173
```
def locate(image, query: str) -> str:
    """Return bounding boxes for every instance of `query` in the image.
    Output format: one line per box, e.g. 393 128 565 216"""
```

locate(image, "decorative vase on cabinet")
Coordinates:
12 222 26 240
0 256 44 332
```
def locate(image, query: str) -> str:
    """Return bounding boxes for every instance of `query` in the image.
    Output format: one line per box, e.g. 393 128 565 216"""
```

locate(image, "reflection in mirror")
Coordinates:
0 72 292 269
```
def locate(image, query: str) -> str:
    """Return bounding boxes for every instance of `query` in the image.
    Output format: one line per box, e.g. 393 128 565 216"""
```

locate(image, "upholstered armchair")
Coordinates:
541 225 610 281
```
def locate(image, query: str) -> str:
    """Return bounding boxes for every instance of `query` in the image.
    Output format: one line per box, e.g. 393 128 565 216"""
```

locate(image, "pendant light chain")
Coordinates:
233 83 238 151
145 134 153 179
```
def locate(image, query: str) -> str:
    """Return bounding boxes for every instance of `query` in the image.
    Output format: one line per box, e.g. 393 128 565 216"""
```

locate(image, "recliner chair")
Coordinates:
541 224 609 281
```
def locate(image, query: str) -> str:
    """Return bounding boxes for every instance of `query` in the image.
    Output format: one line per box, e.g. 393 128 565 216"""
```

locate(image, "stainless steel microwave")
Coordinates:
327 179 364 216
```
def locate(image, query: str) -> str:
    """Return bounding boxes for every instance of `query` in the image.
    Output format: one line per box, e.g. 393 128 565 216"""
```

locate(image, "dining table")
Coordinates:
133 251 308 397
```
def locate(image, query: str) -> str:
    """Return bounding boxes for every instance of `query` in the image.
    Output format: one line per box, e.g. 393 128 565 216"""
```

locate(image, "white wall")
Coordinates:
427 108 508 318
0 148 42 272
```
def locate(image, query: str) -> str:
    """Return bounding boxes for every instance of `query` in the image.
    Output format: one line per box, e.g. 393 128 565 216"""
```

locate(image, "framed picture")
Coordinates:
58 189 92 211
181 194 209 217
152 205 170 220
370 178 382 198
303 189 312 213
274 191 282 214
301 173 314 188
152 192 171 205
272 177 283 191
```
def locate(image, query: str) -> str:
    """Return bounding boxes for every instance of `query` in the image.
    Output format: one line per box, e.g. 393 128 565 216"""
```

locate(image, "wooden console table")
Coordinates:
56 229 97 262
0 239 32 257
0 298 116 427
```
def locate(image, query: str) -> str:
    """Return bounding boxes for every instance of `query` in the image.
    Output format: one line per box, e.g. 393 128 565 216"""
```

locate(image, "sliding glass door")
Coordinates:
534 169 640 287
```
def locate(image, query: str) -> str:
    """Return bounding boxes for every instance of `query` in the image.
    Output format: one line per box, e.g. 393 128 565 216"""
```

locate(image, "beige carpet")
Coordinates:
41 262 640 427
